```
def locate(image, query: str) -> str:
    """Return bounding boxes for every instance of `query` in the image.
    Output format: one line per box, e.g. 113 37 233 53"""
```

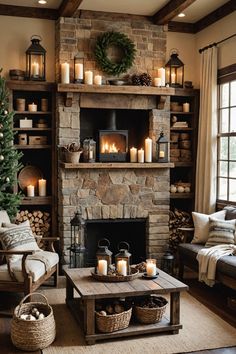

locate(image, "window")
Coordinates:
217 68 236 203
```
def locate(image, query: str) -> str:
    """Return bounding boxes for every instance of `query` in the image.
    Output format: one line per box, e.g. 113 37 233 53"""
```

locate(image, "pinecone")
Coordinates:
140 72 152 86
132 74 142 86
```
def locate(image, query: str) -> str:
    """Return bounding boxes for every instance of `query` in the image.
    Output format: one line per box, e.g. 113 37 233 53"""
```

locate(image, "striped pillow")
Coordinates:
205 218 235 247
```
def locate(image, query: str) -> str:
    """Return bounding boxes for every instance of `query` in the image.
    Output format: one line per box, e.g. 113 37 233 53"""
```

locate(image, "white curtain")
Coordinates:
195 46 218 214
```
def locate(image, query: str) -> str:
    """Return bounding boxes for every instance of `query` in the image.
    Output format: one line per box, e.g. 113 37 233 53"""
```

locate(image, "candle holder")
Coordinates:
115 242 131 276
82 137 96 162
146 259 157 277
74 55 84 83
69 211 86 268
156 131 169 163
165 49 184 88
25 35 46 81
95 238 112 275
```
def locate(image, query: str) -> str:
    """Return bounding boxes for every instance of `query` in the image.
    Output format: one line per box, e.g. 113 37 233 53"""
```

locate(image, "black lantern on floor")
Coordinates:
161 250 174 275
156 131 169 163
96 238 112 275
69 211 86 268
115 242 131 276
26 35 46 81
165 49 184 88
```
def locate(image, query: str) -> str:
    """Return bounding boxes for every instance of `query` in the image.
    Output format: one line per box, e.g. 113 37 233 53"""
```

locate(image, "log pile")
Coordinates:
169 208 193 252
15 210 51 238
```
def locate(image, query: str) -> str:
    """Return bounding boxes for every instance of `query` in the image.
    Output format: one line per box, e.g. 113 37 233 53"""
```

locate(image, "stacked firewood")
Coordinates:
15 210 51 238
169 208 193 252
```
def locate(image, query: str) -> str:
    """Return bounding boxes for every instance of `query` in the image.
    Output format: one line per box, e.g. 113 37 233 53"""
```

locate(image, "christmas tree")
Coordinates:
0 69 23 219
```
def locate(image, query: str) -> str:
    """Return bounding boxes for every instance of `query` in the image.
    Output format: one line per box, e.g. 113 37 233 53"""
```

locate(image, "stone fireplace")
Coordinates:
56 11 171 265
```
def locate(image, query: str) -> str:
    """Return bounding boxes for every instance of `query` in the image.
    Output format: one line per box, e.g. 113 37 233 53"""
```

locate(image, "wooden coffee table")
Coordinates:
64 267 188 345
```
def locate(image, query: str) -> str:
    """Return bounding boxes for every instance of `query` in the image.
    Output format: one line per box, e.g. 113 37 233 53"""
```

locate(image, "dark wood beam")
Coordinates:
168 21 195 33
0 4 57 20
59 0 83 17
153 0 197 25
195 0 236 33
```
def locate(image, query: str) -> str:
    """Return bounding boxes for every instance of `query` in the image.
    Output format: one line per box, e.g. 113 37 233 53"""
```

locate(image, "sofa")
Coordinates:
178 206 236 291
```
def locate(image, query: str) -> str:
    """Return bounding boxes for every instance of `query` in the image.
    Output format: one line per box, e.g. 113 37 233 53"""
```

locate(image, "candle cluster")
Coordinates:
153 67 165 87
27 179 46 197
130 137 152 163
61 62 102 85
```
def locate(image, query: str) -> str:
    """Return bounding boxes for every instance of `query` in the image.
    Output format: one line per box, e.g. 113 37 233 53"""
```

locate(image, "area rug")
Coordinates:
41 287 236 354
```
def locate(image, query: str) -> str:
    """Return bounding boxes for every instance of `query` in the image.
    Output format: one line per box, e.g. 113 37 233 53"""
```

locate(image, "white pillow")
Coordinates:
0 210 10 226
191 210 226 244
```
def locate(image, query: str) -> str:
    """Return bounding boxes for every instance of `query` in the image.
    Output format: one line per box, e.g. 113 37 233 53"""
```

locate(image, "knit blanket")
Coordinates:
196 244 236 287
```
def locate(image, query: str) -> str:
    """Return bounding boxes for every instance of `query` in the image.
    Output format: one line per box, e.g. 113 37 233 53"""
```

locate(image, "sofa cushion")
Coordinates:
217 255 236 278
205 218 236 247
224 205 236 220
191 210 226 244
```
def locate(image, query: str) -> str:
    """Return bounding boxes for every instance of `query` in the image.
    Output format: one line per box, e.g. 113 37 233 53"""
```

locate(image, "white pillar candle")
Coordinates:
27 185 35 197
146 262 156 276
28 103 37 112
117 260 127 276
157 67 165 86
98 260 107 275
32 62 39 76
144 137 152 162
130 147 137 162
159 150 165 158
75 63 83 80
61 62 70 84
38 179 46 196
84 71 93 85
171 73 176 84
94 75 102 85
183 102 190 112
138 148 144 163
153 77 161 87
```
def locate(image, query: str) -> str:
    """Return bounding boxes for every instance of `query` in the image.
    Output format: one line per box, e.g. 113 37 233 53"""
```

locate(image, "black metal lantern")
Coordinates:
115 242 131 276
96 238 112 275
156 131 169 163
26 35 46 81
161 250 174 275
74 54 84 83
83 137 96 162
69 211 86 268
165 49 184 88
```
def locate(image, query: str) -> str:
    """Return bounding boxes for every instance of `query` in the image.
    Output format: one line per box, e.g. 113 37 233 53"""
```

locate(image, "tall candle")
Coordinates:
38 179 46 197
27 185 35 197
94 75 102 85
138 148 144 163
117 260 127 276
84 71 93 85
32 62 39 76
75 63 83 80
130 147 137 162
61 62 70 84
153 77 161 87
171 73 176 84
28 103 37 112
145 137 152 163
157 67 165 86
98 260 107 275
183 102 190 112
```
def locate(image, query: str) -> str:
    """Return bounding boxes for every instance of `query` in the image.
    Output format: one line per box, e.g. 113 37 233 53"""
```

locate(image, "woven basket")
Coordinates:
96 307 132 333
11 293 56 351
134 296 168 324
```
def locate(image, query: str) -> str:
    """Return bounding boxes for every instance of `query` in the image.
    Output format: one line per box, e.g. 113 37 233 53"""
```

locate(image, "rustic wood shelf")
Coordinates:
13 128 52 131
170 192 194 199
15 144 51 149
20 196 52 205
60 161 175 169
170 111 194 115
14 111 52 115
172 162 193 167
170 127 193 131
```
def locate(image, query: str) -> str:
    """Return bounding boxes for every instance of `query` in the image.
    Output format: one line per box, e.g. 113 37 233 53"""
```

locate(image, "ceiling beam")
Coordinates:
153 0 197 25
168 21 195 33
0 4 57 20
59 0 83 17
194 0 236 33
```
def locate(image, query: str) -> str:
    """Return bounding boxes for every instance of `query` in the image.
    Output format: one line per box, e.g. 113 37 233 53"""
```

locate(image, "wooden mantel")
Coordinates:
60 162 174 169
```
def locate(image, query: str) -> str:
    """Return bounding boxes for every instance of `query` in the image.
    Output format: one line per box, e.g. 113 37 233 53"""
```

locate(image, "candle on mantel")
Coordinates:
146 260 157 277
94 75 102 85
117 260 127 276
153 77 161 87
32 62 39 77
130 147 137 162
38 179 46 197
28 103 37 112
144 137 152 162
183 102 190 112
157 67 165 86
27 185 35 197
171 73 176 84
61 62 70 84
138 148 144 163
75 63 83 81
98 260 107 275
84 71 93 85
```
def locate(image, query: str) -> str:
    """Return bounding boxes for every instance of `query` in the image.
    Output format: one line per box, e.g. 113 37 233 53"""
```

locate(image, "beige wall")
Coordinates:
0 16 55 82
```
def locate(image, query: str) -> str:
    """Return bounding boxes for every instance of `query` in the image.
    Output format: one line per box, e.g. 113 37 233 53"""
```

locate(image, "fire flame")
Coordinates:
101 142 118 153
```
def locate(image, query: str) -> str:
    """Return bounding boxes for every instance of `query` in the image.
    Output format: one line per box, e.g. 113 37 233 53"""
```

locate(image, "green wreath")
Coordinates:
94 31 136 76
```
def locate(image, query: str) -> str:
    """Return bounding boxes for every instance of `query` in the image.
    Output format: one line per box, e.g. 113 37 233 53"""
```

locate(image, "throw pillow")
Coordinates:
0 220 40 263
0 210 10 226
205 218 236 247
191 210 226 244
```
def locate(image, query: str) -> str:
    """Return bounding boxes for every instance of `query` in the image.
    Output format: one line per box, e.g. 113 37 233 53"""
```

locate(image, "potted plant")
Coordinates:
61 142 83 164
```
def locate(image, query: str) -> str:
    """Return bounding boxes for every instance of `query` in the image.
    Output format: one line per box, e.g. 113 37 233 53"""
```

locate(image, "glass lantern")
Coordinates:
96 238 112 275
82 137 96 162
156 131 169 163
161 250 174 275
115 242 131 276
26 35 46 81
69 211 86 268
74 54 84 83
165 49 184 88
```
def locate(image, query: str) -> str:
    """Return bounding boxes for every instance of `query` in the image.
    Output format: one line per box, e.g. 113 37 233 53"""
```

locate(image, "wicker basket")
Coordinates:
96 307 132 333
11 293 56 351
134 296 168 324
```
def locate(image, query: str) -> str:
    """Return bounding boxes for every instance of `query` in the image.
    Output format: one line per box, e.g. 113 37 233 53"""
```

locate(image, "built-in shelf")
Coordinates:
170 111 194 115
15 145 51 149
172 162 193 167
13 128 52 131
60 161 175 169
20 196 52 205
14 111 52 115
170 127 193 131
170 193 194 199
